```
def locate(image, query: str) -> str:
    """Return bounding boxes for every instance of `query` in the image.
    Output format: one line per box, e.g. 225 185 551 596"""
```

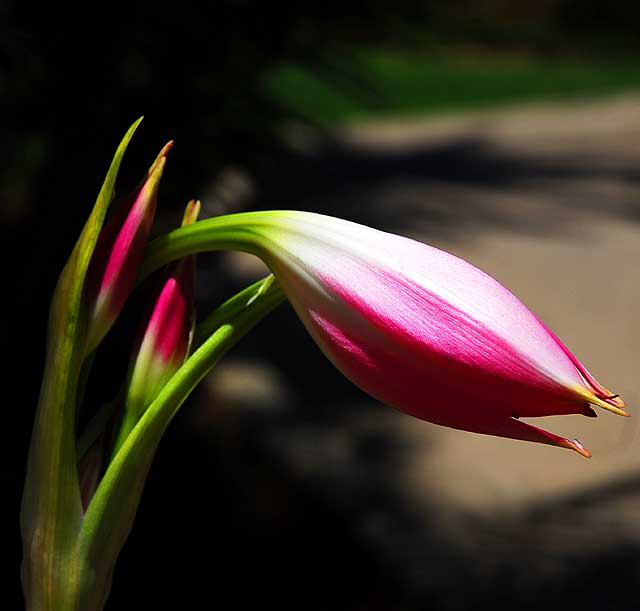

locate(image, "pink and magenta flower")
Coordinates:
248 211 627 457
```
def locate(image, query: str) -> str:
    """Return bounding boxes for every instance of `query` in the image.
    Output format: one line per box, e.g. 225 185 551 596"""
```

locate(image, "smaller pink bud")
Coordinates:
114 201 200 453
85 143 172 354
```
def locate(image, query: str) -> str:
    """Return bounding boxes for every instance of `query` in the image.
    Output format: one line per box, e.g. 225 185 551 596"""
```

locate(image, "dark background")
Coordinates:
4 2 640 609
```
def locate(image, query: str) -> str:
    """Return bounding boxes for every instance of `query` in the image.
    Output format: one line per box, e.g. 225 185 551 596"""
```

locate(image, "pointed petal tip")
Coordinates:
158 140 174 157
147 141 174 175
564 438 592 458
490 417 594 458
596 400 630 418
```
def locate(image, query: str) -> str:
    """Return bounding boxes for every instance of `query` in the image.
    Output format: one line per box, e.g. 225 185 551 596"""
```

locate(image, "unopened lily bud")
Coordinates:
174 210 626 457
114 201 199 453
85 143 172 354
252 212 628 457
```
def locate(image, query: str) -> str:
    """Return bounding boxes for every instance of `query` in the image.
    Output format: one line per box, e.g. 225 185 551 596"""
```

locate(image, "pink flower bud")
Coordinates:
114 201 199 452
85 143 172 353
252 211 627 457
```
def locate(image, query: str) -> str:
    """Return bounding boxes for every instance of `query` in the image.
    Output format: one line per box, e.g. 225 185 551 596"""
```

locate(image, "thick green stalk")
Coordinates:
21 119 142 611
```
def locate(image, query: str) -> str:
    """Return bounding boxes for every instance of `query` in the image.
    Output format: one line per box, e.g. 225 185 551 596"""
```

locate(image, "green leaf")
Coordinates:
76 275 285 606
21 118 143 609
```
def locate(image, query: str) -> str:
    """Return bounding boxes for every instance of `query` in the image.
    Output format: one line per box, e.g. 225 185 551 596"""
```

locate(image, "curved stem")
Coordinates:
140 211 283 279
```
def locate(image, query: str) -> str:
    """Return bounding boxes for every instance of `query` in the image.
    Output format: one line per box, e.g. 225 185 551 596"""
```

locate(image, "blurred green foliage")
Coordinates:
263 50 640 123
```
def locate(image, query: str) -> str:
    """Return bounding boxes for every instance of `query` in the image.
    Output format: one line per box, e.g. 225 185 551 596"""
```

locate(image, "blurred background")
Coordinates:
4 1 640 608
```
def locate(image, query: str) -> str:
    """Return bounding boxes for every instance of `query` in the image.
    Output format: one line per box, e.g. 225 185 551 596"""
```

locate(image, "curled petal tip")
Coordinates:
606 394 626 409
596 390 626 409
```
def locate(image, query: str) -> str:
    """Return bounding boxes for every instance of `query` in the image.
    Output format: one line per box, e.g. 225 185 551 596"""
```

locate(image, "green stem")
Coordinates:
139 211 284 279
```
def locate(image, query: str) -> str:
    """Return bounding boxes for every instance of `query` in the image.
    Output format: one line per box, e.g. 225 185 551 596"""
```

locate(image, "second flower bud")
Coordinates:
113 200 200 455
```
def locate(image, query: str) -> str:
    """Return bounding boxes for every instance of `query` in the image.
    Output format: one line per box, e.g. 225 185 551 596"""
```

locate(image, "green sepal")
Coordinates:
21 118 143 610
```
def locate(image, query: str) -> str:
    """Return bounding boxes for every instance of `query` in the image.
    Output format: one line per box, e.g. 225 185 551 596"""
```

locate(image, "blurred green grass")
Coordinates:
262 49 640 124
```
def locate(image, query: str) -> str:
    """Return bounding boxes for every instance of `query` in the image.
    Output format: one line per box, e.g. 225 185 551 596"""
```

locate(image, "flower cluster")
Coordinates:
23 124 628 611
